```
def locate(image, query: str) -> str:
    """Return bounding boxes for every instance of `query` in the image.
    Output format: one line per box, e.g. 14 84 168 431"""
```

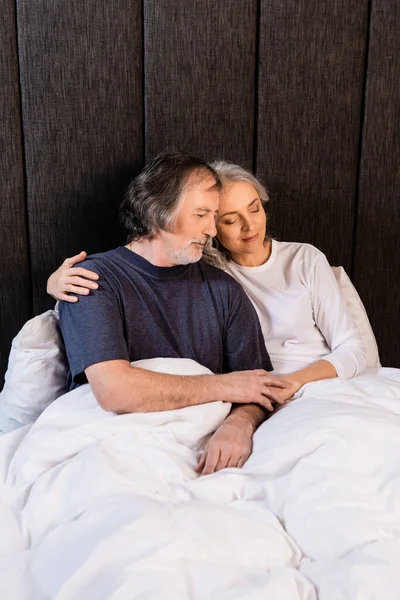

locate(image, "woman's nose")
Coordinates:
241 217 253 232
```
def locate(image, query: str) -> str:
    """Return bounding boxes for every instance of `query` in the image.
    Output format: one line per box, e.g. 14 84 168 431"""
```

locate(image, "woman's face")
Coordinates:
216 181 267 260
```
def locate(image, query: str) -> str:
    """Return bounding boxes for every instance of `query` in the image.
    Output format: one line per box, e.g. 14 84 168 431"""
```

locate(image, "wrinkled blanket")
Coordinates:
1 360 400 600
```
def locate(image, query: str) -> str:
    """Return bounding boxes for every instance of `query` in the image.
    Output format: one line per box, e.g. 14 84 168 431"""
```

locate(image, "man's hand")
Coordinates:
267 378 300 405
219 370 293 411
196 418 253 475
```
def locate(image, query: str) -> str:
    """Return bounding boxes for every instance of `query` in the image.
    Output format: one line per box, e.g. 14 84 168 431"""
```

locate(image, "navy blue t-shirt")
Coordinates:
59 247 272 389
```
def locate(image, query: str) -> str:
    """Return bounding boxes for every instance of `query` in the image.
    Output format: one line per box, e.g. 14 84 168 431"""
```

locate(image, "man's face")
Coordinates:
158 174 220 265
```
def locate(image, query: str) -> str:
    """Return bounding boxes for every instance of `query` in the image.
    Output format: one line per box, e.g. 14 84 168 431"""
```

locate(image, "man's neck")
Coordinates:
126 240 176 267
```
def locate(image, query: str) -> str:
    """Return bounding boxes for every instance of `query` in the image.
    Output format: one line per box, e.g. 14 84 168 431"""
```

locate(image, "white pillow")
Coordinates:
132 357 212 376
331 266 381 368
0 310 68 433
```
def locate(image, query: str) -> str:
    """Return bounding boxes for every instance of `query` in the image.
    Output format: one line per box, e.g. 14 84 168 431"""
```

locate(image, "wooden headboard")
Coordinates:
1 0 399 384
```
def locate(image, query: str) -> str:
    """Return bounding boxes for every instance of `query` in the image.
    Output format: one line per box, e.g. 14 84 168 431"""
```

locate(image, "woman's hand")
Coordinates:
273 361 338 405
46 251 99 302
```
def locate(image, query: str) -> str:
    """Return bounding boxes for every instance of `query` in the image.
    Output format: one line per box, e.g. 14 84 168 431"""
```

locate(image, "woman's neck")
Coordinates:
230 239 272 267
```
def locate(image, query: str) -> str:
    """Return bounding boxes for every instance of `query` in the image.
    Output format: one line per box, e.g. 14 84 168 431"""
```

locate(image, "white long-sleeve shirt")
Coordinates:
225 240 366 378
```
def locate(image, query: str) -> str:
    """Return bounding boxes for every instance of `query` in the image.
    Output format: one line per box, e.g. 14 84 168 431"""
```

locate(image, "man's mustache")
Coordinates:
191 236 211 246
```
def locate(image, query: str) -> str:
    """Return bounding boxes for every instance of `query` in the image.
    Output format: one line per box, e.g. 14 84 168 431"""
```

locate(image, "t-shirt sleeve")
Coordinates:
58 260 129 386
309 250 367 378
222 283 273 373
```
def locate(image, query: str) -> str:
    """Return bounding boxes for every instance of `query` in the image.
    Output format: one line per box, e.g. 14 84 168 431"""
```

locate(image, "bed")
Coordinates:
0 270 399 600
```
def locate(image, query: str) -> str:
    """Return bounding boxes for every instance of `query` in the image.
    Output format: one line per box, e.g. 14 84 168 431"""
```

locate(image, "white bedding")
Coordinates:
1 362 400 599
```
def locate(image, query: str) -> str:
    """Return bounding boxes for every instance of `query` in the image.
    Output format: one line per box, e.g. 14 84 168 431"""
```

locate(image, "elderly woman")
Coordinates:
204 162 366 386
47 162 366 471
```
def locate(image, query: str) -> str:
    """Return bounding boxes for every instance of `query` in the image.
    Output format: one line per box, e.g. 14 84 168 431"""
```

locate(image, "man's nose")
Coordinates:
204 215 217 238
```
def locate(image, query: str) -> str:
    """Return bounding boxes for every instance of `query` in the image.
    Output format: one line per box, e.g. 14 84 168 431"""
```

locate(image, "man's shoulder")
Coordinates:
74 248 123 276
58 249 124 321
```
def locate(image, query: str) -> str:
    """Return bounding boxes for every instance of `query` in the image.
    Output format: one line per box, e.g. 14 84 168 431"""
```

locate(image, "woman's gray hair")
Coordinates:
202 161 270 269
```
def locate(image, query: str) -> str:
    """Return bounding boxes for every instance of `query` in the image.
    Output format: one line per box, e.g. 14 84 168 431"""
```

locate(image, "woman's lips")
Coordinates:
241 233 259 243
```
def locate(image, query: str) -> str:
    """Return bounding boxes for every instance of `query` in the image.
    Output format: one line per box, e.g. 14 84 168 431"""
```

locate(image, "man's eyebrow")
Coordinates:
204 181 220 192
219 197 259 218
196 207 219 213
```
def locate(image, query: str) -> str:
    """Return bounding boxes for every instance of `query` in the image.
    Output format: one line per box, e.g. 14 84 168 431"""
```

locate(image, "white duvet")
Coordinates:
1 358 400 600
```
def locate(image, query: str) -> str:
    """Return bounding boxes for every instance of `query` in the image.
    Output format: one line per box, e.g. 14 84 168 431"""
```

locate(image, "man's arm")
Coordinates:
85 360 289 413
227 403 268 432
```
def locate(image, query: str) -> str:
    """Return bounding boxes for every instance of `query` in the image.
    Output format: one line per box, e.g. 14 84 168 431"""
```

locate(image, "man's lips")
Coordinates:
241 233 259 243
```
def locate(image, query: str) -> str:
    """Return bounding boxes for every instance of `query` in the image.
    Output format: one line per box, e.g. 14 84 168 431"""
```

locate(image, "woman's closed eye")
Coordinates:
222 208 259 225
221 217 238 225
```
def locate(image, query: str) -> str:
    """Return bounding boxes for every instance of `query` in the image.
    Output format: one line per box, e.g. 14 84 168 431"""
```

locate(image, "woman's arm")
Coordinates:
307 251 367 379
47 251 99 302
271 250 367 403
281 360 337 396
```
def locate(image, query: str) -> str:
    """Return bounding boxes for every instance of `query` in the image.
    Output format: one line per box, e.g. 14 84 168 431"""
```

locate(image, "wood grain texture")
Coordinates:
353 0 400 366
17 0 144 314
0 0 31 385
256 0 369 270
144 0 257 165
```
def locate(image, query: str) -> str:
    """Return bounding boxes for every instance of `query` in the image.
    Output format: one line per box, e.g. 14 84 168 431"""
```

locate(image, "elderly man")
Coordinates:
54 150 288 473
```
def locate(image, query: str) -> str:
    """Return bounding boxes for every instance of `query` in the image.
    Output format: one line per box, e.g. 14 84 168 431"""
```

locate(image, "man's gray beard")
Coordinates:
171 241 204 265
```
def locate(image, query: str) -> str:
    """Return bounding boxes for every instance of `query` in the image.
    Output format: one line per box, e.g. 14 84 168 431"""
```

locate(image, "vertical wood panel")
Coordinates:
144 0 257 165
256 0 369 270
353 0 400 367
17 0 144 314
1 0 398 382
0 0 31 385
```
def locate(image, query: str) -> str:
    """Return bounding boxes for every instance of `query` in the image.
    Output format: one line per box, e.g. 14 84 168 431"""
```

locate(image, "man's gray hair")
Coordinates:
203 161 270 269
120 149 222 242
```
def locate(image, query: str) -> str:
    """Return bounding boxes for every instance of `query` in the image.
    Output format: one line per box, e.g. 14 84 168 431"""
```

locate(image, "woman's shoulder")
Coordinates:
275 239 325 263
